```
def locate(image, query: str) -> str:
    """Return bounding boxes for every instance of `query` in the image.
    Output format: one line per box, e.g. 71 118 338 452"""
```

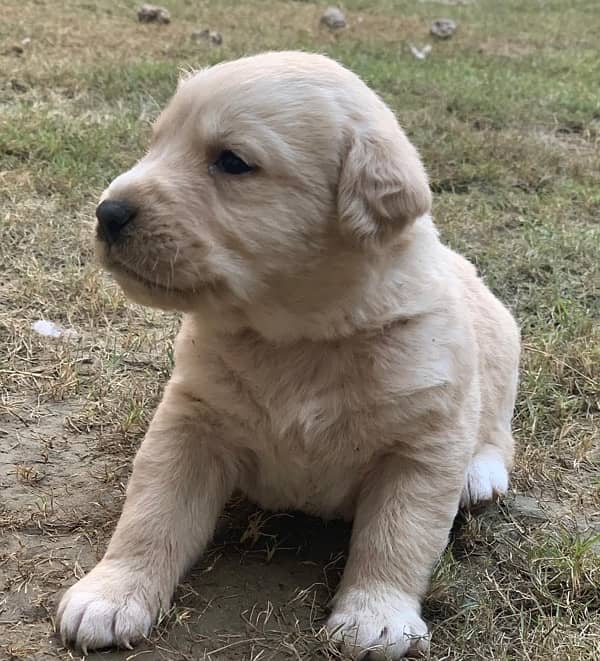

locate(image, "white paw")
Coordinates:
57 561 157 652
327 589 429 659
460 449 508 509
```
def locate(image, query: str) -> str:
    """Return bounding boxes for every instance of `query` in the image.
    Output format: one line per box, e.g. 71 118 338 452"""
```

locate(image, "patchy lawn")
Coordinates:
1 1 598 660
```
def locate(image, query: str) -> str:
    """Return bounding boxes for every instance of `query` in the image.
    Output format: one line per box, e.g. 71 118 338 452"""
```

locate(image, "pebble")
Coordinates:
137 4 171 24
430 18 457 38
320 7 347 30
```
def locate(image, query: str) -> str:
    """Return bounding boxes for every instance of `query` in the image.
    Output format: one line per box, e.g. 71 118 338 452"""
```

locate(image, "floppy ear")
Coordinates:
337 124 432 245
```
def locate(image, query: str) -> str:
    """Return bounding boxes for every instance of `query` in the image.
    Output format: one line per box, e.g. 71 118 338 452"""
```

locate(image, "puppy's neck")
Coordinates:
193 216 450 345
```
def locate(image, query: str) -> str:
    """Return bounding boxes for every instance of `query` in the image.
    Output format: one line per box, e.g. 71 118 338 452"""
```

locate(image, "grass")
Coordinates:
0 0 598 659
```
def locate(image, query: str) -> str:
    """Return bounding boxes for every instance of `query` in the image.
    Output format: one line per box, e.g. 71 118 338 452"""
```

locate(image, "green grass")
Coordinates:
1 1 598 660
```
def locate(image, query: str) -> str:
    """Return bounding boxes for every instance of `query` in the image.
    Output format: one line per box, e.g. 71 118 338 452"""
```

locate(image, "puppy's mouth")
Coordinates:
101 249 221 301
109 258 191 296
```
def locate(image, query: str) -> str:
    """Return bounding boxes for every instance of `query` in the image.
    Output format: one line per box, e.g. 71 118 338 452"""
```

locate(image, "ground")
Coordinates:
0 1 599 660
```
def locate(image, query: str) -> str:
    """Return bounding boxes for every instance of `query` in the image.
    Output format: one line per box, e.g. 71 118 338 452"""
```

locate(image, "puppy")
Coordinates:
57 51 519 658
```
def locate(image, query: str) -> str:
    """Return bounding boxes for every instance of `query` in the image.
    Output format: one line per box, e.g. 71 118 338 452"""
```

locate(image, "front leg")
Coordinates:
329 450 465 659
57 382 236 652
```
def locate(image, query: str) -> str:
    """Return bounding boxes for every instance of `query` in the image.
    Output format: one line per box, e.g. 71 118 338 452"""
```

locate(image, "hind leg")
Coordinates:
460 436 513 509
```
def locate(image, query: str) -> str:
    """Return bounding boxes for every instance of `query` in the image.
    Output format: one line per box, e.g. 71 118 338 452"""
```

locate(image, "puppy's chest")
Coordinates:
245 384 380 517
212 338 396 515
225 339 388 445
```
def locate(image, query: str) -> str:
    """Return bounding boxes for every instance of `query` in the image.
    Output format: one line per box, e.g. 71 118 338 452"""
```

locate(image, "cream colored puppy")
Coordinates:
57 52 519 658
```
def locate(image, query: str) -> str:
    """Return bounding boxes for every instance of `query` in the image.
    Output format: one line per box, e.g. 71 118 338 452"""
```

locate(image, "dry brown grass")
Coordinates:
1 1 599 659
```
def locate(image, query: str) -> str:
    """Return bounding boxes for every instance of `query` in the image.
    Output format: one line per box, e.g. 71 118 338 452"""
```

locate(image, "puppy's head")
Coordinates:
96 51 431 327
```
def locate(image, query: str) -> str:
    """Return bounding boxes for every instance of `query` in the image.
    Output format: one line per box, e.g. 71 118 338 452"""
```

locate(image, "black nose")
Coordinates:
96 199 136 243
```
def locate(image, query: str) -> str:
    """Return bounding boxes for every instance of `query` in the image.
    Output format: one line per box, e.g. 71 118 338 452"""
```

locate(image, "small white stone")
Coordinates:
410 44 432 60
32 319 77 339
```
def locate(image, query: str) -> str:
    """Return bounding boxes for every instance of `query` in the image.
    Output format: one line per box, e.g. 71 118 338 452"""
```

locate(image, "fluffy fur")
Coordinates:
56 51 520 658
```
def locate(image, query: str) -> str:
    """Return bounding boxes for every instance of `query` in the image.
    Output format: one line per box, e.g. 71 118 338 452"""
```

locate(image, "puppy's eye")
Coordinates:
213 150 254 175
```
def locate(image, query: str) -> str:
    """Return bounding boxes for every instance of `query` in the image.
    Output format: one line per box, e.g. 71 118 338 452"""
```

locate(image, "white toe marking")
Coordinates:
461 450 508 508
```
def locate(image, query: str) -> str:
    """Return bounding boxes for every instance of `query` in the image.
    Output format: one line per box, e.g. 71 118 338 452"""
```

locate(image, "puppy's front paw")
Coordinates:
327 589 429 659
57 561 158 652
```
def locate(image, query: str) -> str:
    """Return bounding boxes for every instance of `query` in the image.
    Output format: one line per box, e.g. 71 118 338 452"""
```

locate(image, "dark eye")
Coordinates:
213 150 254 175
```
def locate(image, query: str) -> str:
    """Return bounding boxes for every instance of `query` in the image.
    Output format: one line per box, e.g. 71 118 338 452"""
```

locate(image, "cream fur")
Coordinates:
56 51 520 658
